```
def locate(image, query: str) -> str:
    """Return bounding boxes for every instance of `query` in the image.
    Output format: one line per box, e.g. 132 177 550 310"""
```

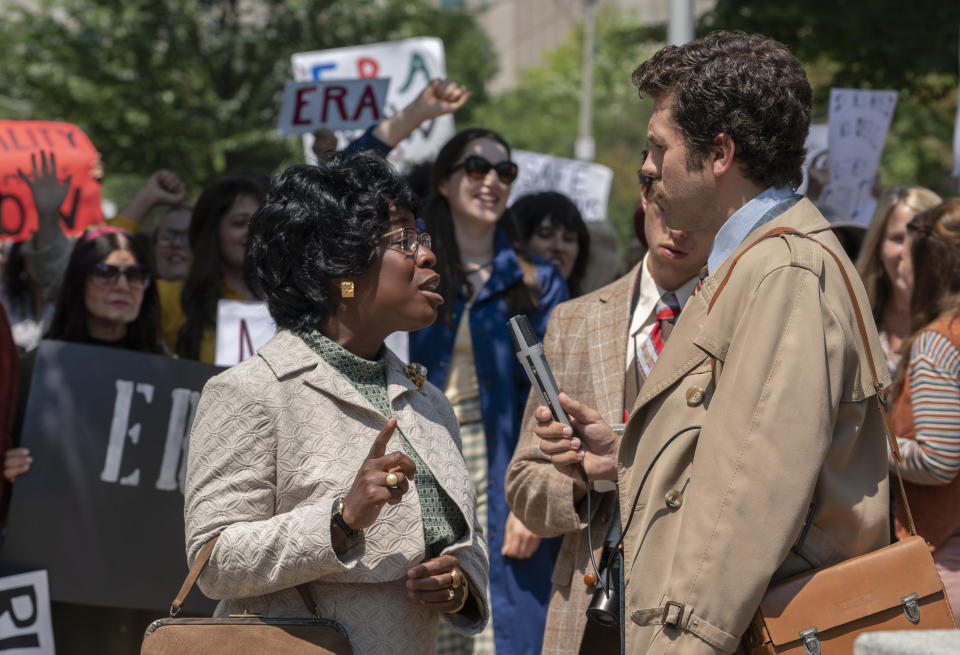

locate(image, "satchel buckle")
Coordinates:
661 600 684 627
900 593 920 623
799 627 820 655
228 609 264 618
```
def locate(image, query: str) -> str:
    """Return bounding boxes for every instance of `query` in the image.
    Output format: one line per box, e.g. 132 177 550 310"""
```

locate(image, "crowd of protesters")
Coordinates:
2 32 960 655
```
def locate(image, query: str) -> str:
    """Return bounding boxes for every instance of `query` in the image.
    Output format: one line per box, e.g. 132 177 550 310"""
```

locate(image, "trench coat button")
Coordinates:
665 490 683 509
685 386 705 407
584 573 597 586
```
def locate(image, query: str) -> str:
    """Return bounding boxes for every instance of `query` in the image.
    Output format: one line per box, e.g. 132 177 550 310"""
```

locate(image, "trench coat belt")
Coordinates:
631 601 739 653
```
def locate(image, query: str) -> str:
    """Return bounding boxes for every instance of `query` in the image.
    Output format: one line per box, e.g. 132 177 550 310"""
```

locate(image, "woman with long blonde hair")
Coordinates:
856 185 941 376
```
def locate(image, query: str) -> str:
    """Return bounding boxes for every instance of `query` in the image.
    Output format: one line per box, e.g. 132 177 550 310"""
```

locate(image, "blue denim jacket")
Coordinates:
410 228 569 655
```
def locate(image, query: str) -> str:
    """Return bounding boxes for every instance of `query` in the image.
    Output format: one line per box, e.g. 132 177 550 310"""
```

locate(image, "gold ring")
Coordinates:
384 472 399 488
450 569 461 589
447 588 456 600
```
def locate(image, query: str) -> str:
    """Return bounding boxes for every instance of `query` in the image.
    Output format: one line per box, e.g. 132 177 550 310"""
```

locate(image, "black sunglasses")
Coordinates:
450 155 519 184
636 149 651 186
89 262 151 288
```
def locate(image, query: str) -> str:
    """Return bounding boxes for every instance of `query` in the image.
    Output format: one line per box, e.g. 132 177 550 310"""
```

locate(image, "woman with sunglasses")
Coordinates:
184 153 488 655
409 129 569 655
3 225 163 652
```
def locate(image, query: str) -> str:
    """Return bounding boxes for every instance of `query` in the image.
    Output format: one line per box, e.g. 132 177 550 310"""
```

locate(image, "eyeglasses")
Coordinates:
157 228 189 246
89 263 151 288
380 226 432 258
449 155 519 185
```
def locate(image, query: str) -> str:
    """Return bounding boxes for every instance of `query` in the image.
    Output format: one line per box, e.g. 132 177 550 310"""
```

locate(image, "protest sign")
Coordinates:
0 121 102 242
2 342 221 612
821 89 898 225
797 124 828 197
507 150 614 222
215 300 276 367
277 78 390 135
0 570 55 654
291 37 452 164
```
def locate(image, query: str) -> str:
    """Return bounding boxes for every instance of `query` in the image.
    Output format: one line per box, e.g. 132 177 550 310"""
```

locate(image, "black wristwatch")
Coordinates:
332 497 363 539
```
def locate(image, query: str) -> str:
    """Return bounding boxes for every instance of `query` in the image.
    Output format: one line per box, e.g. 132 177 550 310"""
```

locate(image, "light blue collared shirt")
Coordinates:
707 186 795 274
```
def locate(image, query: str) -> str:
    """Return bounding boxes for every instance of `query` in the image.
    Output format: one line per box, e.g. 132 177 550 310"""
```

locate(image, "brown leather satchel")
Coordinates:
708 227 958 655
141 536 353 655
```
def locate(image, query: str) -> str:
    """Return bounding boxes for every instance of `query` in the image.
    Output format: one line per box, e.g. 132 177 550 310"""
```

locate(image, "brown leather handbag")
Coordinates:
141 536 353 655
710 227 958 654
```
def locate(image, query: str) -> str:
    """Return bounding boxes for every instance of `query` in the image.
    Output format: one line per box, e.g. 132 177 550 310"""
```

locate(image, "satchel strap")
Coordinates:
170 535 321 618
706 225 918 536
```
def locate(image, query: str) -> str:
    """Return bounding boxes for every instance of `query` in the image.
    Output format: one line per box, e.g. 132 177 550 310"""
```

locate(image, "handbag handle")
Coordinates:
705 225 918 536
170 535 323 618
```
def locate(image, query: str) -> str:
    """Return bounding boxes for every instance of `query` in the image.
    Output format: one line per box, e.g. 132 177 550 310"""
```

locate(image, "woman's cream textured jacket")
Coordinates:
184 330 489 655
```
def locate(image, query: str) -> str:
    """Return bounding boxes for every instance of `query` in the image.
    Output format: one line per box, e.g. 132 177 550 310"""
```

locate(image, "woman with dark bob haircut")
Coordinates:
507 191 591 297
183 152 489 655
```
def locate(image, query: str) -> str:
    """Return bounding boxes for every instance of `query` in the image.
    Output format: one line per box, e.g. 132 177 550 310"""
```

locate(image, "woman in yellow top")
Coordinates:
157 175 265 362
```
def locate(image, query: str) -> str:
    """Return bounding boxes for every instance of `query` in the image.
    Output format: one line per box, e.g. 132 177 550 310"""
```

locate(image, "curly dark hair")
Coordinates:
245 152 419 332
632 30 812 189
506 192 591 297
47 229 163 353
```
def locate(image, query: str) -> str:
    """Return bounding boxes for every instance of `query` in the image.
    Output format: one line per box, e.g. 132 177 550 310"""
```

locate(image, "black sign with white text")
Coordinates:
2 342 223 613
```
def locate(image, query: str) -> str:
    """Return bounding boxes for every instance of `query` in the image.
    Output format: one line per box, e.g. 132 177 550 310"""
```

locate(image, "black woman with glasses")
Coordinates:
410 128 569 655
183 152 488 655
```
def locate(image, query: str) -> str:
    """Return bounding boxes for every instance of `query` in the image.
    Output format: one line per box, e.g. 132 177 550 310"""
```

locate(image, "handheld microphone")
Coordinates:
508 315 571 428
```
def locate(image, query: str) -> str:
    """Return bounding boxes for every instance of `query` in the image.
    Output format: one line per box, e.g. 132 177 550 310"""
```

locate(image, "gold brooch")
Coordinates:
404 363 427 390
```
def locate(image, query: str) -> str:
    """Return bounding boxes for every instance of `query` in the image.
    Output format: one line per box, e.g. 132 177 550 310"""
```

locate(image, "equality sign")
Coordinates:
507 150 614 223
214 300 276 367
2 342 221 613
0 121 102 242
291 37 452 165
821 89 898 225
277 78 390 136
0 570 55 653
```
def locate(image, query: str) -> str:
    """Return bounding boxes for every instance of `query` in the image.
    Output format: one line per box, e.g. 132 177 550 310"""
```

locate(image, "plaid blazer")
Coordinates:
505 264 639 655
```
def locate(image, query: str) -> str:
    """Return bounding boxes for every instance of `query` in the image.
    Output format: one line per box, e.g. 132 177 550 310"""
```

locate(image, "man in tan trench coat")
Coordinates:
532 31 891 654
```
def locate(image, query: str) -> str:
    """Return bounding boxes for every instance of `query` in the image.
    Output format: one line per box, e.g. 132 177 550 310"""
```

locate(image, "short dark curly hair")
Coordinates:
632 30 812 189
245 152 419 331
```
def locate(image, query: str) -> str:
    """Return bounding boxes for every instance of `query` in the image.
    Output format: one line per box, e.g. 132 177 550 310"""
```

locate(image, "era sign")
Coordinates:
277 78 389 135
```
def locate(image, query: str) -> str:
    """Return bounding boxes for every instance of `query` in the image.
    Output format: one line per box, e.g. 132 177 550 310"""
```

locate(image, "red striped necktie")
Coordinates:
624 291 681 419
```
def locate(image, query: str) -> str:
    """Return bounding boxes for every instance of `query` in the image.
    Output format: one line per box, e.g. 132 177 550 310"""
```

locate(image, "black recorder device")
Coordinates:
507 314 621 629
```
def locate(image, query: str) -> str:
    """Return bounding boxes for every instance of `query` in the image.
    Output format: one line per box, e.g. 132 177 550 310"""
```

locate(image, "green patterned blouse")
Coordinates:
298 329 467 558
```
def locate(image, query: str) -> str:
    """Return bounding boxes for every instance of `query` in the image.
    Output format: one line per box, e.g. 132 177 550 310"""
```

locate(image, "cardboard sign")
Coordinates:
292 37 452 165
0 570 55 654
214 300 277 367
0 120 102 242
507 150 614 222
822 89 898 225
277 78 390 135
2 342 221 612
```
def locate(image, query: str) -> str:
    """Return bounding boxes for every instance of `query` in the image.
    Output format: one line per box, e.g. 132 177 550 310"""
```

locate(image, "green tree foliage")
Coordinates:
0 0 496 199
701 1 960 194
469 12 665 248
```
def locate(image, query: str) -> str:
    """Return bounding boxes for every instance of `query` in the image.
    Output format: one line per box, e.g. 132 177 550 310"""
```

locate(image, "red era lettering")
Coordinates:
292 86 316 125
352 85 381 122
356 57 379 79
322 86 348 123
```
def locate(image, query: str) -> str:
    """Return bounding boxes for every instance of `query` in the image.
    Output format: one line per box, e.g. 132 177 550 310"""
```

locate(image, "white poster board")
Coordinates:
797 124 829 197
277 78 390 135
507 150 614 223
822 88 898 225
292 37 452 165
0 570 55 654
215 300 277 368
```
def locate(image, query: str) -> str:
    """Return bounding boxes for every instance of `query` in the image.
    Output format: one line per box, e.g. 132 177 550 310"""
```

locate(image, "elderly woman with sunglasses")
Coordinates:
4 225 162 483
409 129 569 655
183 152 488 655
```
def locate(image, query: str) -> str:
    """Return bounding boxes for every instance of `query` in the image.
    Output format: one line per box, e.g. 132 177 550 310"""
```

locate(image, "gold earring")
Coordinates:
340 281 355 298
